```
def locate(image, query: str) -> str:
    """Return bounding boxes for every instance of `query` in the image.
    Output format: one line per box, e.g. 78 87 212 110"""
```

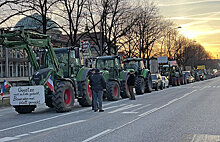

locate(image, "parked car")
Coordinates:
162 76 169 88
189 76 195 83
151 74 163 91
183 71 193 83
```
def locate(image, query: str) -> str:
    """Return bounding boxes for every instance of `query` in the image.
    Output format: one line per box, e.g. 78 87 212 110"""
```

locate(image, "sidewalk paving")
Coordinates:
0 94 11 108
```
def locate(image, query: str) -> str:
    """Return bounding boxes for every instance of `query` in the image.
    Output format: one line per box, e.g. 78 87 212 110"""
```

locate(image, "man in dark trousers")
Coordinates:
90 69 106 112
88 68 96 110
127 69 136 100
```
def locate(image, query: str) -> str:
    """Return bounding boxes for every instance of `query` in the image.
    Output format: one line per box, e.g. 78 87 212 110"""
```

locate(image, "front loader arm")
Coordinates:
0 27 62 78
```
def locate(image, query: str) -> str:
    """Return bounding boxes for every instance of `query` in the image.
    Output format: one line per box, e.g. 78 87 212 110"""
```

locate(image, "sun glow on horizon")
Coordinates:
179 29 198 39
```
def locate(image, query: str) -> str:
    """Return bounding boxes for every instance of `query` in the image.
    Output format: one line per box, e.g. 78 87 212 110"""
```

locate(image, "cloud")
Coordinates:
158 0 220 7
166 17 220 21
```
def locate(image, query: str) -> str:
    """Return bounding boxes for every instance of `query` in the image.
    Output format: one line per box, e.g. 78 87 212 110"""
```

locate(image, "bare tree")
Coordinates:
0 0 26 27
1 0 59 34
52 0 88 46
127 2 170 69
85 0 138 56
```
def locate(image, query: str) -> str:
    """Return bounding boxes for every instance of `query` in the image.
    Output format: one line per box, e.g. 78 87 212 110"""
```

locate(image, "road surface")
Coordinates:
0 77 220 142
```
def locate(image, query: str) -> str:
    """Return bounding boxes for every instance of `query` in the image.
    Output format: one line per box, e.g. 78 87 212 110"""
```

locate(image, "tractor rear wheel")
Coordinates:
172 77 177 86
145 74 153 93
106 81 120 101
177 77 181 86
78 78 92 107
120 75 130 98
13 105 36 114
135 77 145 95
52 81 75 113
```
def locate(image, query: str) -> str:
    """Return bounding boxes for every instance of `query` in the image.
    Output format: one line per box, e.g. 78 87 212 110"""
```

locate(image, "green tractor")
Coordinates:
123 58 152 94
160 62 186 86
0 27 92 114
95 56 130 101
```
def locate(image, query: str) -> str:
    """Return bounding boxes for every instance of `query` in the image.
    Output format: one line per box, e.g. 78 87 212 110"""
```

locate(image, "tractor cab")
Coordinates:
95 56 122 79
123 58 145 75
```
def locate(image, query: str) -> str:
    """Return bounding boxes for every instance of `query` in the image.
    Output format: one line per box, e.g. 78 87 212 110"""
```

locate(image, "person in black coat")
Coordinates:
127 69 136 100
88 68 96 110
89 69 106 112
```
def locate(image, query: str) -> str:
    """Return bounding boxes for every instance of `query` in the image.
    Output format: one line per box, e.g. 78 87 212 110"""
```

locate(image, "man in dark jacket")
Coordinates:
90 69 106 112
127 69 136 100
88 68 96 110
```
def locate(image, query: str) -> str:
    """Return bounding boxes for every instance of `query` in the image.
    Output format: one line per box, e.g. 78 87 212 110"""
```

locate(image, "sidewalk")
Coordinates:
0 94 11 108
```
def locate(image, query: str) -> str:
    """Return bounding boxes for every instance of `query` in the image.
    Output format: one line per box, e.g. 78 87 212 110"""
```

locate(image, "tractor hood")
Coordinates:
32 68 53 85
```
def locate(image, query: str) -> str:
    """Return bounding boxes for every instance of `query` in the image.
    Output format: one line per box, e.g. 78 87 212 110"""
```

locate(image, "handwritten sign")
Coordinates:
10 86 45 105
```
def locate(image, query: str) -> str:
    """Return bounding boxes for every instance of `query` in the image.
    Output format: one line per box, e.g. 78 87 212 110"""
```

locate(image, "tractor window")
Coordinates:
96 59 114 70
115 58 120 69
124 61 138 71
139 61 144 69
56 52 69 77
70 50 75 58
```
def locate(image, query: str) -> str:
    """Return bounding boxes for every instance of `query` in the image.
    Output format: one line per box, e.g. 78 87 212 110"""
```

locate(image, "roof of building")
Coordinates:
14 13 59 31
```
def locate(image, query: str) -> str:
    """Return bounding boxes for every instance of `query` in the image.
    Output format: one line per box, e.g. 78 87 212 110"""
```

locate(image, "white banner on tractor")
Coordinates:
10 86 45 105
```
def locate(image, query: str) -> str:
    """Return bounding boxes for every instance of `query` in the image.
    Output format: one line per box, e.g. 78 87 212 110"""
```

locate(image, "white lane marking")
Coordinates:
98 89 199 138
104 104 126 110
168 98 179 104
0 120 85 142
0 137 19 142
139 90 197 117
138 108 158 117
108 104 142 114
122 104 151 114
30 120 86 134
122 112 138 114
0 108 13 113
14 134 29 138
82 129 112 142
0 100 127 133
0 109 90 132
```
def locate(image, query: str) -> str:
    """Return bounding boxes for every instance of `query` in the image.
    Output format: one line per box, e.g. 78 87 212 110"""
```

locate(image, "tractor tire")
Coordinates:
180 77 184 85
45 92 53 108
106 81 120 101
160 84 163 90
145 74 153 93
78 78 93 107
120 74 130 98
13 105 36 114
155 84 159 91
135 77 145 95
177 77 181 86
52 81 75 113
172 77 177 86
46 98 53 108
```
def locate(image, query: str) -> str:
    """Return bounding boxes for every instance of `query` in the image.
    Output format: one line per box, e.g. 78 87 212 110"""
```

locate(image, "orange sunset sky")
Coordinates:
155 0 220 58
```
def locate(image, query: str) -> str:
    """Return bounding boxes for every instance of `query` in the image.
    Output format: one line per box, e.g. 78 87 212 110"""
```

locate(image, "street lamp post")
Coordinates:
160 26 182 57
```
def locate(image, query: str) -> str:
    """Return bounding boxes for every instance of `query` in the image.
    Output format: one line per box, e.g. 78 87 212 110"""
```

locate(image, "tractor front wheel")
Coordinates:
13 105 36 114
145 74 153 93
120 75 130 98
78 78 93 107
106 81 120 101
52 81 75 113
135 77 145 95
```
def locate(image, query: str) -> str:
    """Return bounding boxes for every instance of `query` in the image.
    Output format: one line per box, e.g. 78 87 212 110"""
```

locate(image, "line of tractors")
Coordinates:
0 27 207 114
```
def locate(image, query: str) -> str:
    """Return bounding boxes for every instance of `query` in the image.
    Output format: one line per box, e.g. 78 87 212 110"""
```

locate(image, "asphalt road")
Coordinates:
1 77 220 142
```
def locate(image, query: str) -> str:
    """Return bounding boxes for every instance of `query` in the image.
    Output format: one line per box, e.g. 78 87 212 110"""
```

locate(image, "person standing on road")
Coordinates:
88 68 96 110
127 69 136 100
90 69 106 112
